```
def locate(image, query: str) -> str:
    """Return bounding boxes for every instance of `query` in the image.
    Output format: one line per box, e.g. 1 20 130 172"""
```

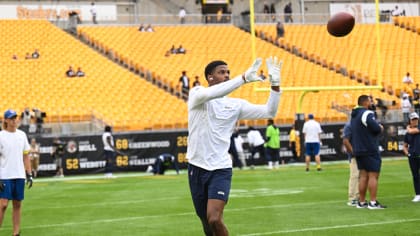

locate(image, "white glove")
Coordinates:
243 58 263 83
266 56 283 86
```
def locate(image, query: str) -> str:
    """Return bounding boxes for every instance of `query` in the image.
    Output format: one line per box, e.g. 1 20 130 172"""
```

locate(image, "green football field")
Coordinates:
2 158 420 236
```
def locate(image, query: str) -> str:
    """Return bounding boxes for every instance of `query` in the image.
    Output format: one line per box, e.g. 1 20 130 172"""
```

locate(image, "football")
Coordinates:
327 12 355 37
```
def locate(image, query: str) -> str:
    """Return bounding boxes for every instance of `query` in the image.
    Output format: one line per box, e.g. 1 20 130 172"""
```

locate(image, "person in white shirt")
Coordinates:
187 56 283 236
246 126 266 168
0 109 32 236
302 114 323 171
102 126 116 178
179 7 186 24
401 95 412 124
233 128 247 168
402 72 413 85
90 2 98 24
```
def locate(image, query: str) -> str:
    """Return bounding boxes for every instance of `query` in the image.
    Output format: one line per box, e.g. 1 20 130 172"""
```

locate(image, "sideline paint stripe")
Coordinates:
10 194 410 230
239 218 420 236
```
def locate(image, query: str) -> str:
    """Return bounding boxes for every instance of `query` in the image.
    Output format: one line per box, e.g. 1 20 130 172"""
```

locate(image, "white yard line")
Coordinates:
239 218 420 236
10 194 410 230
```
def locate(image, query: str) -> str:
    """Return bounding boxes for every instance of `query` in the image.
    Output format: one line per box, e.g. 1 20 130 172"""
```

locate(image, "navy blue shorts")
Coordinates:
188 164 232 219
0 179 25 201
355 153 382 172
305 142 320 156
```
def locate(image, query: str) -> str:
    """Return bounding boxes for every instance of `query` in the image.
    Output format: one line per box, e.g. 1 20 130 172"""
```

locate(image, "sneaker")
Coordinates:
368 201 386 209
317 168 322 171
412 195 420 202
347 199 358 206
305 168 309 172
357 201 368 208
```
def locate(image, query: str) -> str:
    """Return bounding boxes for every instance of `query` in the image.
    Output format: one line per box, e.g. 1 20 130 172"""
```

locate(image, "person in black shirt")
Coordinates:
66 66 76 77
32 49 40 59
52 138 65 177
147 153 179 175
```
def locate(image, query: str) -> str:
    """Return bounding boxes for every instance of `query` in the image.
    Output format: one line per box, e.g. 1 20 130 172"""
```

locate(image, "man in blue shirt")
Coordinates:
403 112 420 202
350 95 385 209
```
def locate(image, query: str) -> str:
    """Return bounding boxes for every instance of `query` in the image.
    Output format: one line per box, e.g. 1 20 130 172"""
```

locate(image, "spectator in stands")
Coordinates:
216 7 224 23
25 53 31 60
33 108 44 134
375 98 389 121
138 24 145 32
76 67 85 77
391 5 404 16
179 7 186 24
193 75 201 87
284 2 293 23
259 70 266 80
276 21 285 39
178 71 190 101
413 91 420 115
29 138 40 178
51 137 65 177
413 84 420 99
177 45 186 54
12 54 18 60
20 108 32 133
263 1 270 14
302 114 323 171
401 94 412 124
146 153 179 175
145 24 154 32
32 49 40 59
247 126 266 169
270 3 276 21
403 72 414 85
66 66 76 77
170 45 178 54
90 2 98 24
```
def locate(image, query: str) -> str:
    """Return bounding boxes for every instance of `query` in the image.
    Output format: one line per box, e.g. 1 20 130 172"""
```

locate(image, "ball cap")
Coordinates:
308 114 314 119
4 109 17 119
409 112 419 120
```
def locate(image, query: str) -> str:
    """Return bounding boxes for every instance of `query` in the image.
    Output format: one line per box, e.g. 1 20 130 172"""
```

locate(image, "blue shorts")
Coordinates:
355 153 381 172
0 179 25 201
188 164 232 219
305 142 320 156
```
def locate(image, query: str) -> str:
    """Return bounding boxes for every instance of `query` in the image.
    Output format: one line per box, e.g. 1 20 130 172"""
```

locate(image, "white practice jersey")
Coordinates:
0 130 30 179
187 76 281 170
102 132 114 151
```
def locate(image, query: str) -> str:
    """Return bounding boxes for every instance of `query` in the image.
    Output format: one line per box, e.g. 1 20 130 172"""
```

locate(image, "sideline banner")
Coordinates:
34 122 406 176
0 3 117 21
329 3 419 23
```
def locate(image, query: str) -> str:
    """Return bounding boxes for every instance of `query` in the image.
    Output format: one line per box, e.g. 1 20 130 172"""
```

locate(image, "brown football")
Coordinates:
327 12 355 37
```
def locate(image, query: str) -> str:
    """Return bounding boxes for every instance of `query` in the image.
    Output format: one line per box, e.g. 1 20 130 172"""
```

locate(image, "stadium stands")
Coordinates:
255 22 419 100
79 24 397 125
1 19 405 132
0 20 187 131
